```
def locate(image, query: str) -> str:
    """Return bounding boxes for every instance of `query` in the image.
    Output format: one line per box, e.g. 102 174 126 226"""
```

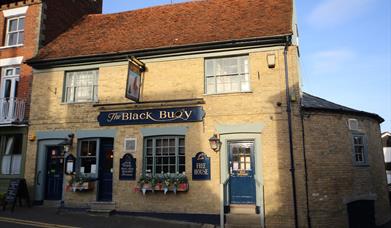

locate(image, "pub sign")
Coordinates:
98 106 205 126
125 59 143 102
119 153 136 180
192 152 211 180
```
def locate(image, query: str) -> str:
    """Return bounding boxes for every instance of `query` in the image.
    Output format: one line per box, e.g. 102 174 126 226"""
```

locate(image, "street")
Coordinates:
0 206 213 228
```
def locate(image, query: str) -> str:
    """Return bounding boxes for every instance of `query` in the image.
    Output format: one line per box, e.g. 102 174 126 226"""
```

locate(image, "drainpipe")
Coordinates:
300 108 312 228
283 36 299 228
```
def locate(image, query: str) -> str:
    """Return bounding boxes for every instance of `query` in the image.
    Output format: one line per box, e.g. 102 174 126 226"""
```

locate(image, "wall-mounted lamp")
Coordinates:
267 54 276 68
58 133 74 153
209 134 221 152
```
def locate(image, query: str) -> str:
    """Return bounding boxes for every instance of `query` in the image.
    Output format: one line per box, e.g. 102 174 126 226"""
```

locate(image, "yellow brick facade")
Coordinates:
24 45 391 227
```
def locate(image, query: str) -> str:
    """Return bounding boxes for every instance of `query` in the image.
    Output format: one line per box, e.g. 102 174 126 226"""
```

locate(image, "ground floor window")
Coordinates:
0 134 22 175
78 139 98 177
144 136 185 175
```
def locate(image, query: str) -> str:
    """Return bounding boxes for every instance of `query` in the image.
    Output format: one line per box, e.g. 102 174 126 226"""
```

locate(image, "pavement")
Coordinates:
0 206 216 228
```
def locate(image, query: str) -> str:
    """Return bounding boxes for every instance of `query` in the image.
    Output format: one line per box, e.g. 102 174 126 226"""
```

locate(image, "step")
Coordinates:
89 201 116 213
226 214 261 226
225 225 262 228
229 204 256 214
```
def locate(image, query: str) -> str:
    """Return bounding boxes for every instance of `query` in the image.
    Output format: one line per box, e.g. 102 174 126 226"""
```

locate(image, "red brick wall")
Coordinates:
0 2 42 120
42 0 102 46
0 0 102 121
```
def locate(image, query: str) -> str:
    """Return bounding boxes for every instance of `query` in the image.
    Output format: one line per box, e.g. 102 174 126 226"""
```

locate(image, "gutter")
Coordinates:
26 35 291 69
301 107 384 123
283 36 299 228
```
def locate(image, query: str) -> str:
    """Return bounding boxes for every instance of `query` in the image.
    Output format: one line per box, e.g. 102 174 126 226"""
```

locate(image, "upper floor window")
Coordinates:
64 70 98 103
144 136 185 175
5 16 25 47
205 56 250 94
0 134 23 175
0 66 20 99
352 134 368 166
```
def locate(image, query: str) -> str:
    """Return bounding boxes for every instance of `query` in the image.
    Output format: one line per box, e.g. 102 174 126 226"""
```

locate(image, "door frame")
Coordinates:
35 139 65 204
218 130 264 227
44 146 64 201
228 140 256 204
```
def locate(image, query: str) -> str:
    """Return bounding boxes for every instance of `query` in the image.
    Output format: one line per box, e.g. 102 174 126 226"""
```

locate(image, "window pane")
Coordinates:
11 154 21 174
80 157 96 174
1 155 11 174
18 18 25 30
8 19 18 32
17 31 24 45
8 33 17 46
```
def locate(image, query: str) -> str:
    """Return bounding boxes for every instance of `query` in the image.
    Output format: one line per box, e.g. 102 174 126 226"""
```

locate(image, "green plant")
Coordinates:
137 174 152 188
69 173 96 185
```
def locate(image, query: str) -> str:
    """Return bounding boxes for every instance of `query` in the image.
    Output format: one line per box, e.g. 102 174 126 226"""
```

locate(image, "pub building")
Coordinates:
24 0 390 227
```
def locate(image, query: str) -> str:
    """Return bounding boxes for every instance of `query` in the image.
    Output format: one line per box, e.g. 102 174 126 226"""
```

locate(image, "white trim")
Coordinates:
0 57 23 67
2 6 28 18
382 132 391 138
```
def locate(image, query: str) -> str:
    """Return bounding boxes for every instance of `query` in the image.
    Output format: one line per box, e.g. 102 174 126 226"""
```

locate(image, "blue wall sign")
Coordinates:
192 152 211 181
119 153 136 180
98 106 205 126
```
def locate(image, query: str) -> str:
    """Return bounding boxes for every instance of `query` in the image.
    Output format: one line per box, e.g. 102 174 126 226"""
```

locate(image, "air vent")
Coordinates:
348 119 359 131
124 138 136 153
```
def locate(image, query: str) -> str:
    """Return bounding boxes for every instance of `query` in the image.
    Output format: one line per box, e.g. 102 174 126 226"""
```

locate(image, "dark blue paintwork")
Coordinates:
229 142 256 204
98 139 114 201
192 152 211 180
119 153 136 180
97 106 205 126
45 147 64 200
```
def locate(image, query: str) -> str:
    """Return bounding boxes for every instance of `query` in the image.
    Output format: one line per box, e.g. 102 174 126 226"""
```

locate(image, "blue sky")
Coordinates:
103 0 391 131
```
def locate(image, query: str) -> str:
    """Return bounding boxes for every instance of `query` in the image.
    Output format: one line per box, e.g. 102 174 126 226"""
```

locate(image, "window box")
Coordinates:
66 173 97 192
135 173 189 195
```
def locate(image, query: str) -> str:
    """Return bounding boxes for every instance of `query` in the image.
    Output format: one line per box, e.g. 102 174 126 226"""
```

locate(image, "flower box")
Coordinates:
67 182 95 192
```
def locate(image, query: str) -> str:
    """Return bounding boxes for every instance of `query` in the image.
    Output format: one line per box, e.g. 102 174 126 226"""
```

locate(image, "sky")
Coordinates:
103 0 391 132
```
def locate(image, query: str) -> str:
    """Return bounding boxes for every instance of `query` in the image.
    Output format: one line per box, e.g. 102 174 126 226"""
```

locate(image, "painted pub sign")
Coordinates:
125 58 143 102
98 106 205 126
192 152 211 180
119 153 136 180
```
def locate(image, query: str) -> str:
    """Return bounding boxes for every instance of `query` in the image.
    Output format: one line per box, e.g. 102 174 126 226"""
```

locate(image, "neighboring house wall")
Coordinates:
302 112 390 227
382 133 391 184
0 0 102 193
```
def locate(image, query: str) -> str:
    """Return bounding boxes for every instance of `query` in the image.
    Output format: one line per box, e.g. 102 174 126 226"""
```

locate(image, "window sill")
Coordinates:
61 101 99 105
0 44 24 50
203 91 253 96
353 164 370 167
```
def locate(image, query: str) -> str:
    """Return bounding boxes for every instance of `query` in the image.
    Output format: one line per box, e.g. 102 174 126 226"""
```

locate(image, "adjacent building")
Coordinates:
22 0 390 227
383 132 391 185
0 0 102 192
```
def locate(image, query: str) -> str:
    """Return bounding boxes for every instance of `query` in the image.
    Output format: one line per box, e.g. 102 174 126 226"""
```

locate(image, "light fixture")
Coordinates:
58 133 74 154
209 134 221 152
267 54 276 68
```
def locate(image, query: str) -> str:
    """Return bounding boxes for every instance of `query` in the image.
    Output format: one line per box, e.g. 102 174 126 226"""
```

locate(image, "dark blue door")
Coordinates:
98 139 114 201
229 142 256 204
45 146 64 200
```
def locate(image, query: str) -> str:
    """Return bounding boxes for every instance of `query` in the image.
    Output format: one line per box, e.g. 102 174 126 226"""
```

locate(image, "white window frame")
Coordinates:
77 139 99 178
352 133 369 166
63 69 99 103
5 15 25 47
0 134 23 175
205 55 250 94
0 66 20 99
143 136 185 175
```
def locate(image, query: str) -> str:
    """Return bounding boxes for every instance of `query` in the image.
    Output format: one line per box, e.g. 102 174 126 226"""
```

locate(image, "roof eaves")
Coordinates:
27 34 292 69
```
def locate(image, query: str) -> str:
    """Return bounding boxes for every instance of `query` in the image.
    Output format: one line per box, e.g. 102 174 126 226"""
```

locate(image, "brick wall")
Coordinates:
303 112 391 227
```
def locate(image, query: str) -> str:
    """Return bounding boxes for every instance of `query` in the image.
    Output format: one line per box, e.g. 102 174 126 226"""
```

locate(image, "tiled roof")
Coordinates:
302 92 384 122
31 0 293 61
